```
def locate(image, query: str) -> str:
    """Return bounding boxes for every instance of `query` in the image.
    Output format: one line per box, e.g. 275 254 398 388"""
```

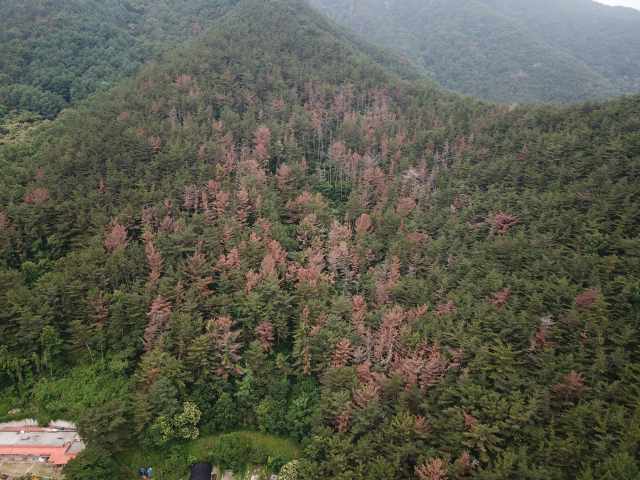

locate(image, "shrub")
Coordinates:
213 393 238 431
255 395 287 434
209 433 251 473
268 455 288 473
278 460 300 480
64 448 117 480
250 446 270 464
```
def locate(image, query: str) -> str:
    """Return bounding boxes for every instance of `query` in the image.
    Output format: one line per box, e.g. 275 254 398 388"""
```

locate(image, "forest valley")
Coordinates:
0 0 640 479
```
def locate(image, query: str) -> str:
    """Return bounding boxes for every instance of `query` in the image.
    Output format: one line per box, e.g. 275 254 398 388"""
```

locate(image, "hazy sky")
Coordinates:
595 0 640 9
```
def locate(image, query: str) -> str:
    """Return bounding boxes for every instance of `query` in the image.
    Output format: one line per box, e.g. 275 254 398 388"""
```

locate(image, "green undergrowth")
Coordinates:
0 407 78 426
0 395 32 423
1 357 130 425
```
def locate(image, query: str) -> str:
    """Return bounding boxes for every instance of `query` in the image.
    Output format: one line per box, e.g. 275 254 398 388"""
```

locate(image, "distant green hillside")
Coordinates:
478 0 640 93
4 0 638 118
0 0 241 119
564 0 640 19
309 0 640 104
0 0 431 122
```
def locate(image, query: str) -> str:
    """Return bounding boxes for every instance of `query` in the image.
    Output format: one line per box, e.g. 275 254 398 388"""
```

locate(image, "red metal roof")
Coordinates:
0 426 82 464
0 445 69 455
48 453 77 465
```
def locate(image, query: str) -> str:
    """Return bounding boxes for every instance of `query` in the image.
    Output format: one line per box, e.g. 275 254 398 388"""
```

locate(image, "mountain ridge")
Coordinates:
310 0 640 104
478 0 640 92
1 0 640 479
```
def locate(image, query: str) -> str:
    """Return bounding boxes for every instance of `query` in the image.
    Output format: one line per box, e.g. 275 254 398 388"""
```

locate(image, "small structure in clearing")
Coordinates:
190 462 214 480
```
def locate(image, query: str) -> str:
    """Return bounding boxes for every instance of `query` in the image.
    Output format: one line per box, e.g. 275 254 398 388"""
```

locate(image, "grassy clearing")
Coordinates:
114 430 300 479
190 431 301 459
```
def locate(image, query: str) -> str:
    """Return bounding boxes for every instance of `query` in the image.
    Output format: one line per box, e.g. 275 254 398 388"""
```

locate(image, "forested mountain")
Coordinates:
1 0 640 479
0 0 241 120
3 0 638 119
310 0 640 105
478 0 640 92
0 0 431 125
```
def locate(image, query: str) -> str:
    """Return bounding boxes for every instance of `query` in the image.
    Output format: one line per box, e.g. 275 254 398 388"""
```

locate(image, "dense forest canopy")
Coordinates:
310 0 640 105
2 0 639 118
0 0 241 119
478 0 640 91
0 0 640 479
0 0 430 124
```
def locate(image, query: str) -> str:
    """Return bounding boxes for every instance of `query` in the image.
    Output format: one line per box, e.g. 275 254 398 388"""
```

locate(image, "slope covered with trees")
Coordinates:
310 0 640 105
1 0 640 479
0 0 241 119
0 0 429 125
479 0 640 93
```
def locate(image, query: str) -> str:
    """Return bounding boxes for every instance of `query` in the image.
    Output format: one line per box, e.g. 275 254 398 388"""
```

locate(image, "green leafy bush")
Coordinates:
64 448 117 480
213 392 238 431
250 445 270 464
209 433 251 474
278 460 300 480
268 455 289 474
255 396 287 435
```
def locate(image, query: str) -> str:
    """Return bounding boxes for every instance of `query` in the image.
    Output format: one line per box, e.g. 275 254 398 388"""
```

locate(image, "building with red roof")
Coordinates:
0 427 85 466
